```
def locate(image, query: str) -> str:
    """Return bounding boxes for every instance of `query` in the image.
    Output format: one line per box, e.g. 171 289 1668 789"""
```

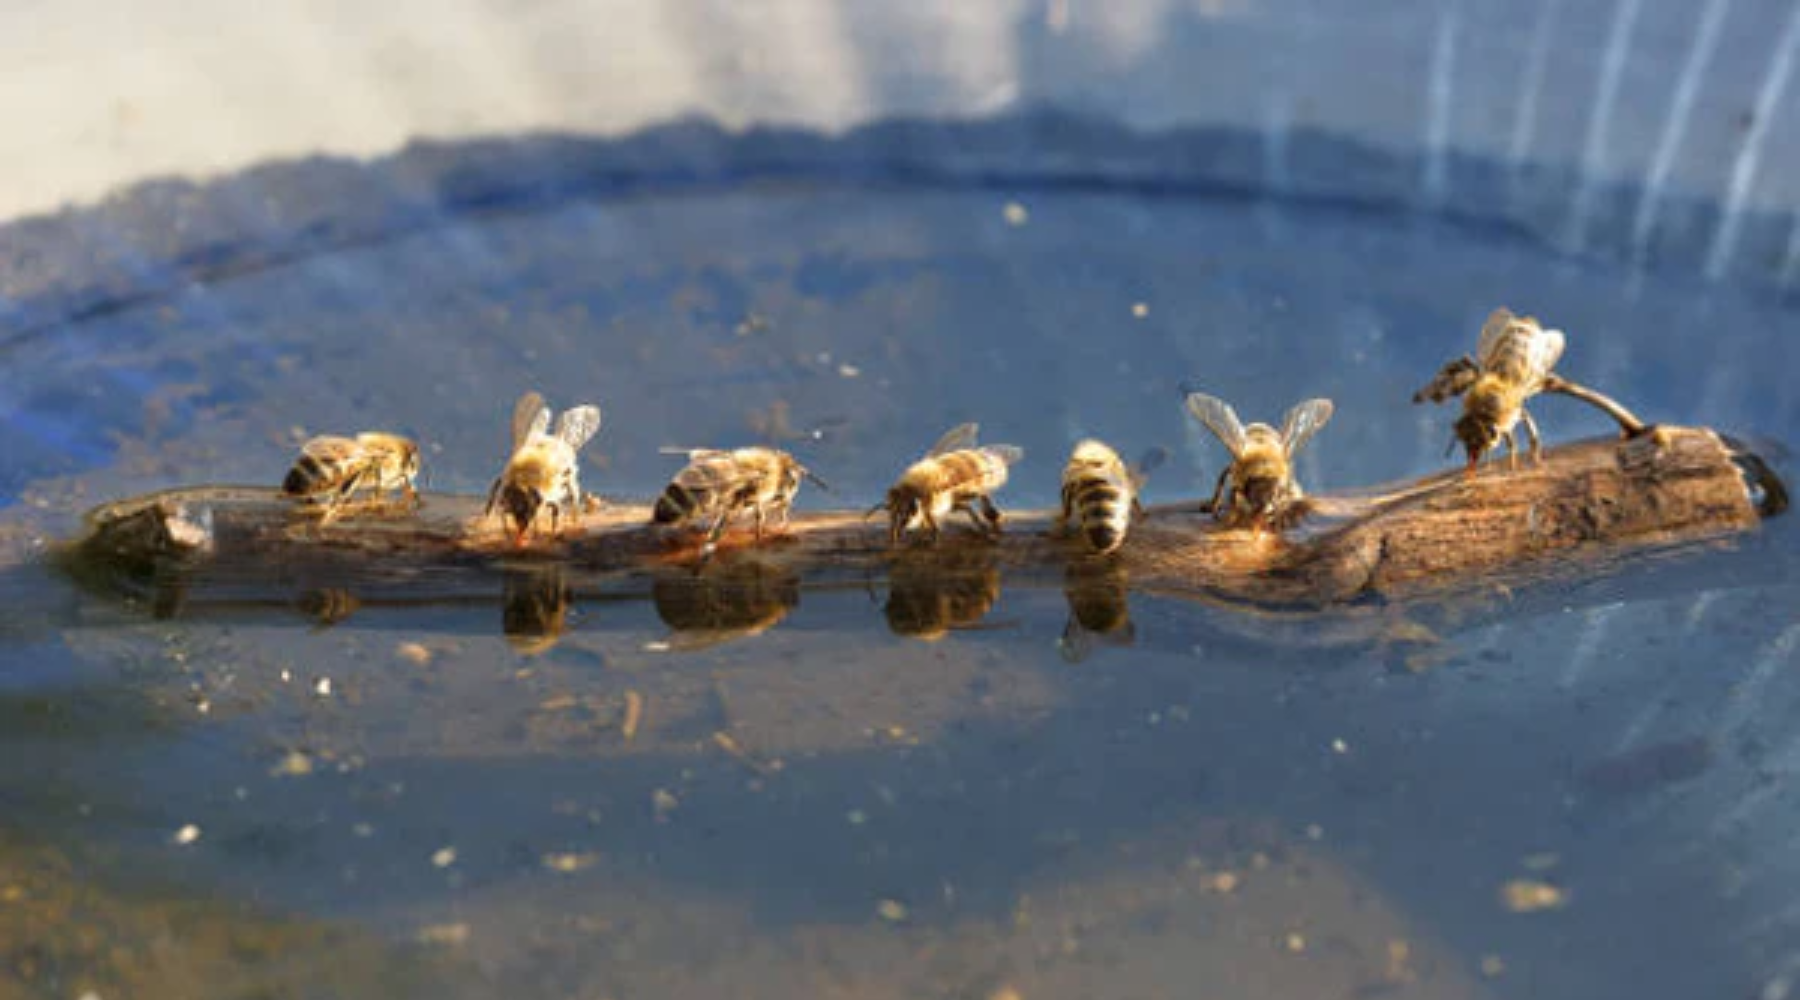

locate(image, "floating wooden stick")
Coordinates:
57 427 1785 651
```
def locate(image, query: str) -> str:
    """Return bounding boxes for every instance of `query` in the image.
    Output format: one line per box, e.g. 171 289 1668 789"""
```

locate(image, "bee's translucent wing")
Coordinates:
1413 357 1481 403
926 422 980 458
1183 392 1249 456
980 445 1024 466
1130 446 1169 485
300 435 361 462
660 446 727 460
1475 308 1524 367
1523 327 1566 382
555 405 603 450
1280 398 1335 456
511 391 551 448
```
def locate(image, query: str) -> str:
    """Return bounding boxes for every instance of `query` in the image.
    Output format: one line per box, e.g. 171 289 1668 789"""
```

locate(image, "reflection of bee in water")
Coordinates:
651 558 801 651
1183 390 1333 529
296 588 361 628
876 423 1023 546
282 432 420 522
503 564 571 656
1057 440 1167 555
882 549 1002 641
486 391 603 545
1415 307 1647 475
1058 563 1135 663
653 447 827 544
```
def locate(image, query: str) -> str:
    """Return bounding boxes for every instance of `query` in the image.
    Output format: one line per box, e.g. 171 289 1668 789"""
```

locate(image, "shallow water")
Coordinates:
2 131 1798 998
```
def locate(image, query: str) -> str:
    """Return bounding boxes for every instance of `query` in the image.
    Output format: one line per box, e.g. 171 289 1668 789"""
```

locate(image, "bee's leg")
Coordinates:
548 502 561 538
1204 468 1231 519
485 478 504 518
1054 485 1073 537
752 501 766 541
1504 430 1520 472
1521 408 1544 464
978 495 1004 537
921 508 941 545
706 504 736 545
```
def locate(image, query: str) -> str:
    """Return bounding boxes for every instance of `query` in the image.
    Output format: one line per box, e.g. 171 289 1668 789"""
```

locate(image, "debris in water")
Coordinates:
417 923 470 946
1500 879 1566 913
313 677 332 697
1479 954 1507 978
652 788 680 821
837 363 861 379
173 824 201 846
622 690 644 742
1210 871 1240 894
431 847 457 868
1132 302 1149 318
270 751 313 777
876 898 909 923
1284 932 1307 953
1002 202 1029 227
395 641 433 665
542 852 598 874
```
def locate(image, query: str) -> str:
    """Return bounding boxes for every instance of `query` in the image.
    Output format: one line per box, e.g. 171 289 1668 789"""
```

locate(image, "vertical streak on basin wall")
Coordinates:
1630 0 1731 265
1565 0 1643 253
1421 1 1459 210
1706 1 1800 280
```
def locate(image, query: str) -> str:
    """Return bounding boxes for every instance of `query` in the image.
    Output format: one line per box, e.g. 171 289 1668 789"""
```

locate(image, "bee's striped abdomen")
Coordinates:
284 454 339 497
654 482 701 524
1079 480 1128 553
937 451 1010 494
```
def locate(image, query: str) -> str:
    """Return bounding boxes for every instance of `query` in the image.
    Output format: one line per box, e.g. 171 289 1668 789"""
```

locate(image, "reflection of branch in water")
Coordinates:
1059 561 1135 663
651 558 800 651
884 548 1002 641
503 564 571 656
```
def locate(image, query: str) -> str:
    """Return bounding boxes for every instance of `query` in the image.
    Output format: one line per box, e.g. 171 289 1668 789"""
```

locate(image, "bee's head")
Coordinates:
502 484 544 543
1240 474 1282 515
400 442 423 482
884 487 921 545
1453 411 1502 473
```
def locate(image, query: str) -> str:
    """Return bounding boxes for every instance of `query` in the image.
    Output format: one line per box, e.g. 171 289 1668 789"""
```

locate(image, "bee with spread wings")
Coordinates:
1415 307 1646 475
876 422 1024 546
1183 390 1334 529
486 391 603 544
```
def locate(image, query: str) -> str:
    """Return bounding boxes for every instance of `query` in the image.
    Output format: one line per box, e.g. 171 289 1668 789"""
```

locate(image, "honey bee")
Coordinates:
281 432 420 521
1183 391 1334 529
485 391 603 544
1415 307 1646 474
876 422 1023 545
1057 440 1167 555
652 446 827 543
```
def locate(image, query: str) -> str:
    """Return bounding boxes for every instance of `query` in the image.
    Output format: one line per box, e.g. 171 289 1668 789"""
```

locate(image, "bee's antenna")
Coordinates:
863 501 886 521
1443 433 1458 459
803 469 833 493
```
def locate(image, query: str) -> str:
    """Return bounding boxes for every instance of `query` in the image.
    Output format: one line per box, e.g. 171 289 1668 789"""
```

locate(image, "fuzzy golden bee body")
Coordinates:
877 423 1023 545
1184 391 1333 529
653 446 824 542
281 432 420 521
1057 440 1165 555
1414 308 1564 473
486 391 603 544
